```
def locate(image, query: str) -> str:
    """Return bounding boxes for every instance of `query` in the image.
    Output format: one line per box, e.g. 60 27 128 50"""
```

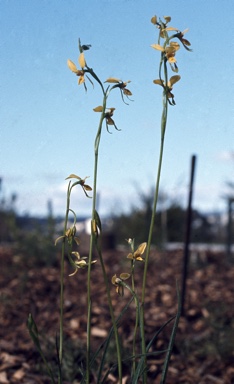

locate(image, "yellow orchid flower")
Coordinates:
153 75 181 105
67 57 86 85
105 78 132 103
176 29 192 51
127 242 147 262
67 51 94 91
55 225 79 247
111 273 130 296
69 251 97 277
151 41 180 70
93 106 120 132
65 174 92 198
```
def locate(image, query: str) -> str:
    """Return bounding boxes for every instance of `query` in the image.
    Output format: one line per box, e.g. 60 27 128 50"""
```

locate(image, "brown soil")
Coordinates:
0 245 234 383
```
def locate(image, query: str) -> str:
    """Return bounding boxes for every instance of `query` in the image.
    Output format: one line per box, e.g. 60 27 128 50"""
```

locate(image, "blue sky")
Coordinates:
1 0 234 217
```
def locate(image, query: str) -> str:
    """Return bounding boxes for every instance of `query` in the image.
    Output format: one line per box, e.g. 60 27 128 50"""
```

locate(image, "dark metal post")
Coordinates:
181 155 197 317
226 198 234 263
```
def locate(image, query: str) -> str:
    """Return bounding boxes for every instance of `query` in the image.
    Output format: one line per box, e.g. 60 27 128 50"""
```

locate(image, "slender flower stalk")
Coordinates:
58 181 71 367
86 95 106 383
54 175 92 382
126 240 146 377
139 15 192 382
67 41 132 383
88 89 127 383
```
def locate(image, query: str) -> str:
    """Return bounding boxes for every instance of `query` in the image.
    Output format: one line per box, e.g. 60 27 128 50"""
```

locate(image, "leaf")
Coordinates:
94 210 102 232
27 314 56 384
91 219 98 237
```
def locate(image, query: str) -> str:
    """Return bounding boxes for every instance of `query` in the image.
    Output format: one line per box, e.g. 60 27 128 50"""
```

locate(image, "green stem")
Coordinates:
86 90 123 383
96 243 123 383
59 182 72 380
86 106 105 383
86 88 123 383
130 262 138 377
140 63 168 381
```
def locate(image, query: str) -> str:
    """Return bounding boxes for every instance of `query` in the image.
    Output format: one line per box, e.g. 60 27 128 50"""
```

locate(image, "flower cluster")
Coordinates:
151 15 192 105
55 174 95 276
111 240 147 296
111 273 131 296
67 42 93 91
127 241 147 262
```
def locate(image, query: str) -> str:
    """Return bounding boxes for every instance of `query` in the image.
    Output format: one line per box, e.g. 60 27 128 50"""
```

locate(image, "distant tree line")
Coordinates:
112 189 228 247
0 179 232 261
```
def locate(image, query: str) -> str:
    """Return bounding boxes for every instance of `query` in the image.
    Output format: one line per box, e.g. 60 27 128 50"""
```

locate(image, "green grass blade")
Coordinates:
27 314 56 384
160 282 181 384
131 315 176 383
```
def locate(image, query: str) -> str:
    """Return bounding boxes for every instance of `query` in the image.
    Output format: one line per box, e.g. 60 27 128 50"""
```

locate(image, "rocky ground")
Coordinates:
0 244 234 383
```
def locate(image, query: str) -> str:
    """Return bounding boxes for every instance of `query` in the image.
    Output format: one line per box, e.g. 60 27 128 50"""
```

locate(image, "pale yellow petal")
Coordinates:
136 256 144 261
151 44 164 52
67 59 78 73
170 41 180 51
65 174 81 180
136 242 147 255
165 27 178 31
151 15 157 25
111 274 117 285
168 56 177 63
93 106 103 112
120 273 130 280
182 28 189 35
78 52 86 68
164 16 171 23
169 75 181 86
105 77 121 83
78 76 85 85
153 79 164 86
69 269 78 277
